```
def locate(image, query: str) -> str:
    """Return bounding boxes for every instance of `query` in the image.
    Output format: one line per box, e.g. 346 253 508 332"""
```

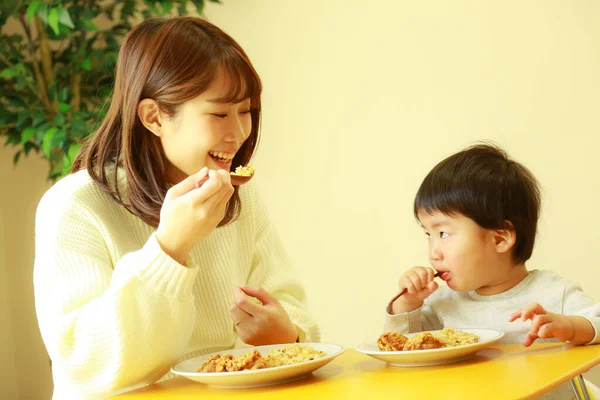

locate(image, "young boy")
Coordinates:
384 143 600 398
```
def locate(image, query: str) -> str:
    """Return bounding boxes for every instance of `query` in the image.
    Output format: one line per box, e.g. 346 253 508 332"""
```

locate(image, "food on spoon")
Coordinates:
230 164 255 177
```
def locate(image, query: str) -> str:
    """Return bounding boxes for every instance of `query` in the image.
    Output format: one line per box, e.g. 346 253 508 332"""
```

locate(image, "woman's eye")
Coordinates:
240 109 251 115
440 232 449 239
212 113 228 118
425 232 431 239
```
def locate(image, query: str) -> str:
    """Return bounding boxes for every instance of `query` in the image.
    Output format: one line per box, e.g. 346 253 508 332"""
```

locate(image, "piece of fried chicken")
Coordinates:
403 332 446 351
377 332 408 351
198 350 268 372
198 353 234 372
227 350 267 371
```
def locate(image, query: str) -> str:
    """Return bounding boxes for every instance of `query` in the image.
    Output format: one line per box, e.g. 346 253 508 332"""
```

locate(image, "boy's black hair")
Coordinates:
414 143 541 264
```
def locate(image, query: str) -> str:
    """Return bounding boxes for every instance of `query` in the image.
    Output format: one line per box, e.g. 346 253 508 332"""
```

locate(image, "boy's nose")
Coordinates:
429 243 443 261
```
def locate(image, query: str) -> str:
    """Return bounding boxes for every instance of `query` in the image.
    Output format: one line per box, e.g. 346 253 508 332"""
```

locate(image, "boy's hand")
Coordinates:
391 267 438 314
509 302 595 346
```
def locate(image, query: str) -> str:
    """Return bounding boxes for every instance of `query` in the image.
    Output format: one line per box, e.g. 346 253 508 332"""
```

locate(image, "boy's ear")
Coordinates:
493 220 516 254
137 98 163 136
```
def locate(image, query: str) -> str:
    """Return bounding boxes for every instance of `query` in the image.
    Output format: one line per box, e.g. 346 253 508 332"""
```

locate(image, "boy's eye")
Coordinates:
440 232 449 239
212 113 228 118
241 109 251 114
425 232 431 239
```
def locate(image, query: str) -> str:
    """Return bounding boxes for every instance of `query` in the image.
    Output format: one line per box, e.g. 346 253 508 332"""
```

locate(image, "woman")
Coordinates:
33 16 319 400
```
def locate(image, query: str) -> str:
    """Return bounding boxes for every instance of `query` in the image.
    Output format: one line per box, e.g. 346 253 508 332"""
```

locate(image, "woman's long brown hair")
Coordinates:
72 17 262 228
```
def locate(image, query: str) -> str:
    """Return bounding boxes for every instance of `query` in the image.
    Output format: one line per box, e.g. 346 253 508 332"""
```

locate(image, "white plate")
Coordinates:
171 343 344 388
356 328 504 367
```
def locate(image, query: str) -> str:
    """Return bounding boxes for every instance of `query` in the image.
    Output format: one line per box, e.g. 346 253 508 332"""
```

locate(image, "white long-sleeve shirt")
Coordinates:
34 170 320 400
384 269 600 399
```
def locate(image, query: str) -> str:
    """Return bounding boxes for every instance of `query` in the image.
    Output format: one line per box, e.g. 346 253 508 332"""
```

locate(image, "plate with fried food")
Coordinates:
171 343 344 388
356 328 504 367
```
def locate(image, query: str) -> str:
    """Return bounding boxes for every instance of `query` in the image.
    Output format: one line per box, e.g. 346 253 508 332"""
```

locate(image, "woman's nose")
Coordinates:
226 114 247 144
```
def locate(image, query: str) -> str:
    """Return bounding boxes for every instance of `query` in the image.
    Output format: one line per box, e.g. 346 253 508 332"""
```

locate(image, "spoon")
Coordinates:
230 172 254 186
389 271 444 304
193 167 255 187
230 165 255 186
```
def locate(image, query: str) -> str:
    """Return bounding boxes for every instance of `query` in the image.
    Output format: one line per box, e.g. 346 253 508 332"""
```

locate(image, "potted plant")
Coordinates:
0 0 221 180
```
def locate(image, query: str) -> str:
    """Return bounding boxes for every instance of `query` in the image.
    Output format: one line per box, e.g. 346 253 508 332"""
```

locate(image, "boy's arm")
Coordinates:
562 282 600 344
383 298 442 334
510 282 600 346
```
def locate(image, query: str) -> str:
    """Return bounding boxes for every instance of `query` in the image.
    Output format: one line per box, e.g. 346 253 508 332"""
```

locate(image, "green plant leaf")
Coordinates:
27 1 40 23
69 118 87 137
51 158 63 178
4 135 19 147
52 113 66 126
0 68 18 78
161 2 173 14
67 142 81 162
121 1 137 19
16 111 29 127
81 57 91 71
61 153 72 176
13 150 21 165
58 87 69 103
58 8 75 29
36 122 52 141
58 102 72 113
52 128 66 149
192 0 205 14
37 3 49 25
21 127 36 144
81 18 98 31
42 127 58 158
10 34 23 44
24 141 36 156
32 113 46 127
48 8 60 35
15 76 28 90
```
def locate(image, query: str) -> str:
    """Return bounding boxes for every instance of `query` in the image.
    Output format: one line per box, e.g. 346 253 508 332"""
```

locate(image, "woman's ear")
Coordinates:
493 220 516 254
137 99 163 136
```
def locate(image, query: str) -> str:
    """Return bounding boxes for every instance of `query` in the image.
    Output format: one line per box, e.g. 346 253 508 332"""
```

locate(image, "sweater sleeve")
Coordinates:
33 186 198 398
244 186 320 343
382 299 443 334
561 281 600 344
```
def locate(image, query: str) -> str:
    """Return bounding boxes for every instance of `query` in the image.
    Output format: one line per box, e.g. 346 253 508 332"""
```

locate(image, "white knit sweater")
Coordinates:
34 169 320 400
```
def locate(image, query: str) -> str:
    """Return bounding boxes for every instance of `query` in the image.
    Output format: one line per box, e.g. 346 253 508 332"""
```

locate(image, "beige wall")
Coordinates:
0 146 53 399
2 0 600 398
0 209 19 399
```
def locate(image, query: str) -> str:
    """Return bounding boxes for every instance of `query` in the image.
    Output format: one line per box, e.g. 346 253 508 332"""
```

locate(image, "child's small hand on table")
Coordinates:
509 302 594 346
391 266 438 314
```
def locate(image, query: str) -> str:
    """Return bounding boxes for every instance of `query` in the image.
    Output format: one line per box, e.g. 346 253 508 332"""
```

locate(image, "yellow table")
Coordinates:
112 343 600 400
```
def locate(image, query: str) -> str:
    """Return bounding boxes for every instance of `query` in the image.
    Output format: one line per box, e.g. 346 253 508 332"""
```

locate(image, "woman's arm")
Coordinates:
34 187 198 398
